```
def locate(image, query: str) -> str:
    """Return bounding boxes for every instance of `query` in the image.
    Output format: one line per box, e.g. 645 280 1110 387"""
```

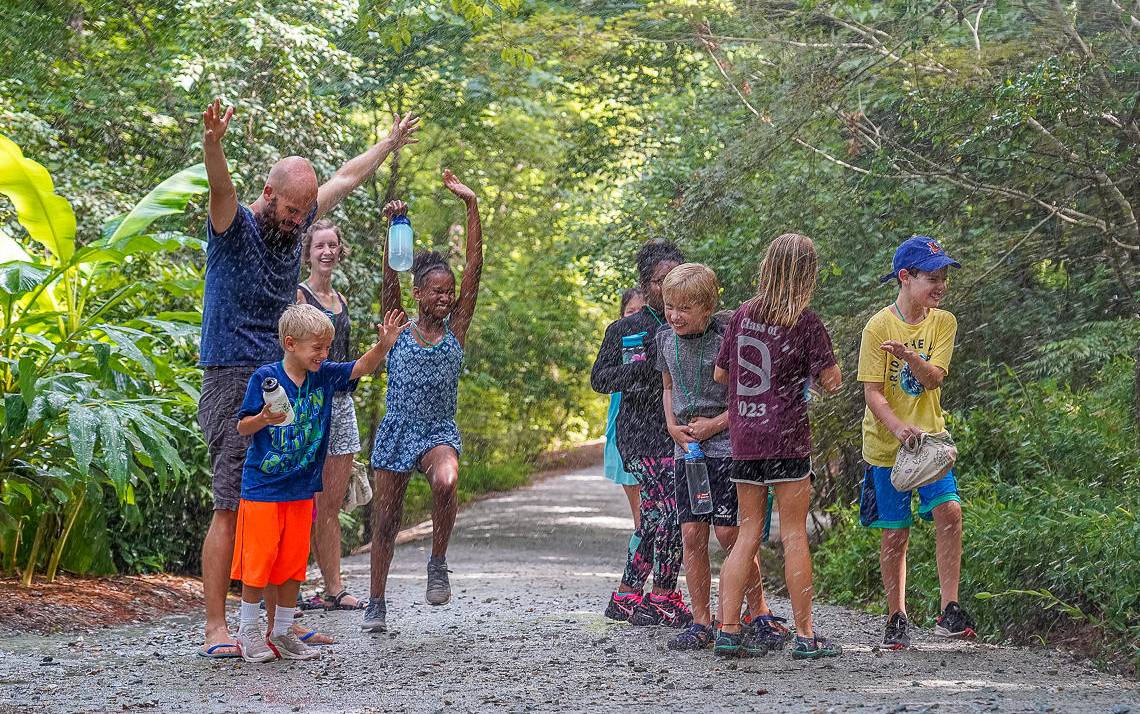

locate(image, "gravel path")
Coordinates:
2 468 1137 713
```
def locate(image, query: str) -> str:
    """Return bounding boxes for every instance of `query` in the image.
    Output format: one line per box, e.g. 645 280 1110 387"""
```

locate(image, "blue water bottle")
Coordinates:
388 214 414 272
684 442 713 515
621 332 648 364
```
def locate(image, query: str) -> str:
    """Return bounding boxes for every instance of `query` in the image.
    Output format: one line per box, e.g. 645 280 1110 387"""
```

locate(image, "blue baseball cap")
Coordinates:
880 236 961 284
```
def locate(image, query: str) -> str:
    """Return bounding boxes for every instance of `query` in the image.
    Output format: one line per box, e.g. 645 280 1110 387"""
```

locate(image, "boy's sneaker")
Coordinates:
268 630 320 660
749 613 793 651
361 598 387 633
668 622 715 651
236 625 277 663
713 629 767 658
934 601 977 639
791 634 842 660
426 557 452 605
604 592 642 622
883 611 912 650
629 592 693 628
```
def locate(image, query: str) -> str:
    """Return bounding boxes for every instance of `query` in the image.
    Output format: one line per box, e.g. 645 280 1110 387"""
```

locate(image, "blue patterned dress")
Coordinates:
370 323 463 473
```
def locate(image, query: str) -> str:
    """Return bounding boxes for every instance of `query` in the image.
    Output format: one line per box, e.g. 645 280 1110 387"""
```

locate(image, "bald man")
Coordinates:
195 98 418 658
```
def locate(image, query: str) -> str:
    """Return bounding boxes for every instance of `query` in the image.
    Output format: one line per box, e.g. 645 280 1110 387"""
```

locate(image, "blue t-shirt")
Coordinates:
199 205 315 367
237 360 355 502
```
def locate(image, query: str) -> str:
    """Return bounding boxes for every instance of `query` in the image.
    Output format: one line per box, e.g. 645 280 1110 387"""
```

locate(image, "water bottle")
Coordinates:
261 377 295 427
621 332 648 364
388 214 414 272
684 442 714 515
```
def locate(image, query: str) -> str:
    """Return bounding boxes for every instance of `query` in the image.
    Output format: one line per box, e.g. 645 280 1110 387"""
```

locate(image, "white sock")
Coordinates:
271 607 296 637
239 600 260 631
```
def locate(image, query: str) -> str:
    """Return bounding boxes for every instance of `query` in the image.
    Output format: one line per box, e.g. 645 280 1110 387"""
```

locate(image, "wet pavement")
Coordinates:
1 468 1137 713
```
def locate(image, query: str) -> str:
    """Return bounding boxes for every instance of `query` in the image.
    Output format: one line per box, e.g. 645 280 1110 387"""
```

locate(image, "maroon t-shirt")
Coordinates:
715 305 836 460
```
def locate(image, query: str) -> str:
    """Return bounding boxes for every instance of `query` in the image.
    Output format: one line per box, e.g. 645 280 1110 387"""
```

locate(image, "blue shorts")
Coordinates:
859 466 960 529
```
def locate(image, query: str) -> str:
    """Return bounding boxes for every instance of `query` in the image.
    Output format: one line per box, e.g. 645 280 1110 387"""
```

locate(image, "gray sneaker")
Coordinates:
361 598 387 632
268 630 320 660
426 557 451 605
236 625 276 663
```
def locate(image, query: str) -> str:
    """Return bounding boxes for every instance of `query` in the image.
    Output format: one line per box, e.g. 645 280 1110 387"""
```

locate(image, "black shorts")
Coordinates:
675 457 738 527
731 458 812 486
197 365 256 512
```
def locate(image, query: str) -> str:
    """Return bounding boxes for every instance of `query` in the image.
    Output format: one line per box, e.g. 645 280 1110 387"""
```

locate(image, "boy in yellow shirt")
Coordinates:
858 236 977 650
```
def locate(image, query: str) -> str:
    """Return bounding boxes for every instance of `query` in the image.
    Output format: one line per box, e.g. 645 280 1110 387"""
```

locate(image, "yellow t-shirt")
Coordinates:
857 306 957 467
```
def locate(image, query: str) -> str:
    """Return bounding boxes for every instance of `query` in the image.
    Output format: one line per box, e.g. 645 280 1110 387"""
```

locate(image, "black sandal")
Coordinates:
323 589 366 611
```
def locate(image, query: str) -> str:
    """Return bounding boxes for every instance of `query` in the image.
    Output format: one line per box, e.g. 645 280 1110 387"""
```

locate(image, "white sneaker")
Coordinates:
236 625 277 663
268 630 320 660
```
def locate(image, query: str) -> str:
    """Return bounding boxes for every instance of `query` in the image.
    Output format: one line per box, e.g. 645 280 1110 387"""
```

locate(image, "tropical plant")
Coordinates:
0 135 208 584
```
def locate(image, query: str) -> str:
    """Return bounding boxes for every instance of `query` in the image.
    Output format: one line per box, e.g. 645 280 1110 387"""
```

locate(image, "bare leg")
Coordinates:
312 452 356 603
713 525 769 623
773 478 815 638
202 509 237 648
369 468 413 598
931 500 963 609
622 484 641 530
718 483 766 634
881 528 910 617
681 522 712 626
420 446 459 559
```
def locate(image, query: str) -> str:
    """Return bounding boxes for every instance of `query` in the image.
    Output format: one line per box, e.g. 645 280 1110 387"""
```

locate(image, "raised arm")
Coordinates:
317 113 420 218
351 309 410 380
380 200 407 317
202 98 238 234
442 170 483 347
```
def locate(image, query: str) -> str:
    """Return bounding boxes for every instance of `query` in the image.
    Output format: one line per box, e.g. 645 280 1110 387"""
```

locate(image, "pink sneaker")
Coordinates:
630 591 693 628
604 591 643 622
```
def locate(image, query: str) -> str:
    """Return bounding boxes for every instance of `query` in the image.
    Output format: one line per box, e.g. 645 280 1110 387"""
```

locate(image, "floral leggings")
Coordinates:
622 456 681 593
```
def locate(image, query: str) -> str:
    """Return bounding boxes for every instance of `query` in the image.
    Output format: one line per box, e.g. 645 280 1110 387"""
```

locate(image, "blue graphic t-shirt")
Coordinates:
199 205 315 366
237 360 354 502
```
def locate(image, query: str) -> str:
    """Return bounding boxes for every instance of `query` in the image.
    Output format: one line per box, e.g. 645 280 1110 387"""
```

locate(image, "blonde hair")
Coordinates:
662 263 719 314
278 303 334 344
746 233 818 327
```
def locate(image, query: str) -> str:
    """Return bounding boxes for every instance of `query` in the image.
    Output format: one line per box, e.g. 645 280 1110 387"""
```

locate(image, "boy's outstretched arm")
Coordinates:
817 364 842 394
317 112 420 217
864 382 922 443
351 309 410 380
202 98 238 234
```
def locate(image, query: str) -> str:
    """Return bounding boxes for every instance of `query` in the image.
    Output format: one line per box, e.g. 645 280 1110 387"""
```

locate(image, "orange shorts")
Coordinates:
230 498 313 588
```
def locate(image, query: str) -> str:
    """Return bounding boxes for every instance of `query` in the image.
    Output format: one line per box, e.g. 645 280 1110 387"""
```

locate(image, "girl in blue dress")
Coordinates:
363 170 483 632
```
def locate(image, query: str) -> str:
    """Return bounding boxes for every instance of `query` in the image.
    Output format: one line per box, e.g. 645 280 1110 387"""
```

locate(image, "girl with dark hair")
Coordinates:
604 287 647 523
591 240 694 628
362 170 483 633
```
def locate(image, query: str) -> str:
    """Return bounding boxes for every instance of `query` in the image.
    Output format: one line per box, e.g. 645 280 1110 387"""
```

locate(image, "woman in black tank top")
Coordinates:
296 219 365 611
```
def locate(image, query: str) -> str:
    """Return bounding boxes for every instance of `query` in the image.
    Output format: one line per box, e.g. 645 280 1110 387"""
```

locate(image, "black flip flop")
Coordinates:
323 589 366 611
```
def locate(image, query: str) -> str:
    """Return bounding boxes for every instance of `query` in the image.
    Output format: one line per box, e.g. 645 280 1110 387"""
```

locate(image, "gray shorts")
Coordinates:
328 391 361 456
198 365 256 511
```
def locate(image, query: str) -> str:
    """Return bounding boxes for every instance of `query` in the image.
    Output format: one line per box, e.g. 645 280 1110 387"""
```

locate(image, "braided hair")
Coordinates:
635 240 685 288
411 250 454 288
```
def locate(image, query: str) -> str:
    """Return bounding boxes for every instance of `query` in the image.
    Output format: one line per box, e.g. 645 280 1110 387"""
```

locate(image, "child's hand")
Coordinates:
668 422 694 448
686 416 722 442
880 340 912 361
382 200 408 221
375 309 410 350
442 169 477 204
892 423 923 446
259 403 289 426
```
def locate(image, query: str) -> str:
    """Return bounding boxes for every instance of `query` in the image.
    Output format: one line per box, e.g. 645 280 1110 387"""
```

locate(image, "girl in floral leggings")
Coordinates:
591 241 691 627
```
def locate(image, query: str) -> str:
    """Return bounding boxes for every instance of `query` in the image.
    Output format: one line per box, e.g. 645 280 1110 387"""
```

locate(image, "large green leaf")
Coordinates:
97 406 129 494
104 163 209 244
0 135 76 264
67 403 98 476
0 260 51 297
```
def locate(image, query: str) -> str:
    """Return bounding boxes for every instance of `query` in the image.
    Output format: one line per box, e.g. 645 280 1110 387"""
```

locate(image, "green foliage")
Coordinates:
0 137 207 583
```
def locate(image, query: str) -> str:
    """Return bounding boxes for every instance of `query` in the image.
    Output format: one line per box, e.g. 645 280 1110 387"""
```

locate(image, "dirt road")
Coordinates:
1 468 1136 713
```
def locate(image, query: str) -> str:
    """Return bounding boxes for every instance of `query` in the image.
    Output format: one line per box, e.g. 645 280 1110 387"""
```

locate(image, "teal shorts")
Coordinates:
859 465 960 529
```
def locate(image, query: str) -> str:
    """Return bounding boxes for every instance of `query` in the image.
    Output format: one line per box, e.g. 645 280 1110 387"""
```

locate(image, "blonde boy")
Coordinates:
656 263 773 651
230 303 406 663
